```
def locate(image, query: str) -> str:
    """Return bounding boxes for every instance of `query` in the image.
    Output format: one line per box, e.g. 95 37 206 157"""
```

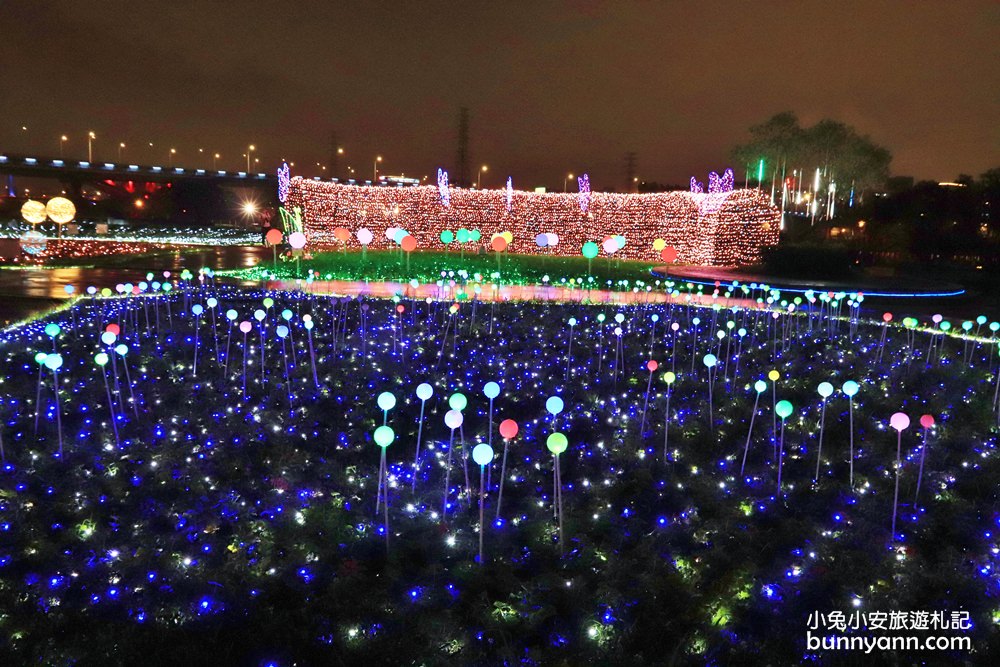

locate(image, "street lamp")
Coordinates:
118 142 125 161
88 131 96 162
478 165 488 189
564 172 574 192
214 153 220 170
374 155 382 182
246 144 255 173
60 135 68 157
169 148 176 167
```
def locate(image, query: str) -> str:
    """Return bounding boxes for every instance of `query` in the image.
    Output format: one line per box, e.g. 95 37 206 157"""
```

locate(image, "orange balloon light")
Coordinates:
491 236 508 252
661 246 678 263
401 235 417 252
265 228 283 246
333 227 351 242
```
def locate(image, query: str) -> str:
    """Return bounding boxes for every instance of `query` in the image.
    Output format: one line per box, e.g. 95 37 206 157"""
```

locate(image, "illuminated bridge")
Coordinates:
0 153 276 188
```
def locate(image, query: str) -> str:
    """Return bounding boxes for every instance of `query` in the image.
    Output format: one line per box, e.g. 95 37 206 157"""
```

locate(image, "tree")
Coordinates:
731 112 891 200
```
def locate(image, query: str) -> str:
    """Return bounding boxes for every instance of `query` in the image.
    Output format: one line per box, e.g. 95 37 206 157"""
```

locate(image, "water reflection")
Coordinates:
0 246 268 324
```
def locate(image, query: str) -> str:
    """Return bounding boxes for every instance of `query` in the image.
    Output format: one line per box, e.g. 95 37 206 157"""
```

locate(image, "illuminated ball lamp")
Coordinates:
20 230 47 255
401 235 417 252
21 199 47 225
357 228 374 246
288 231 307 250
264 228 283 246
45 197 76 224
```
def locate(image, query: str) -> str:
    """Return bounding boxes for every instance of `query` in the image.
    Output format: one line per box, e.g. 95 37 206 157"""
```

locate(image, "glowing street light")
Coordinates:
169 148 176 167
242 201 258 218
118 142 125 161
59 135 68 157
246 144 255 173
564 172 574 192
88 131 96 162
213 153 220 170
374 155 382 182
478 164 488 189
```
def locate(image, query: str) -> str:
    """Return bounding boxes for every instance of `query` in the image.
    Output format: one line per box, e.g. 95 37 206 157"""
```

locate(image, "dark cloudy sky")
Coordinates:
1 1 997 190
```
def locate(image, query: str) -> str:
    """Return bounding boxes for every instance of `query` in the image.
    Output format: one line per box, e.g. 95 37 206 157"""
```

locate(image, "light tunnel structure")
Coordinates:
286 178 781 266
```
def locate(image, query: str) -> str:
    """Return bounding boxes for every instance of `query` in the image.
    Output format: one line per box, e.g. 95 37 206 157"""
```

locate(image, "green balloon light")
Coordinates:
373 425 394 448
754 380 767 393
775 400 793 419
44 323 61 338
546 432 568 455
582 242 599 259
448 392 467 411
440 230 454 244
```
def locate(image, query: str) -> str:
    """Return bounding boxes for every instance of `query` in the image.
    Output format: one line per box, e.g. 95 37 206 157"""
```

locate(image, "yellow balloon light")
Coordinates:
501 231 513 244
653 238 666 251
767 370 780 382
21 199 47 224
45 197 76 224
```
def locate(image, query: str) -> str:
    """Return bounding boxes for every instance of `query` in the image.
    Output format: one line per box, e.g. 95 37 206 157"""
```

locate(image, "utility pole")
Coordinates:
625 151 637 192
456 107 470 188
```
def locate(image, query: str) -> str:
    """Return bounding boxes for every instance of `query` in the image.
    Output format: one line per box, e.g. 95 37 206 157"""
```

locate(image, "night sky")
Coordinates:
1 1 997 190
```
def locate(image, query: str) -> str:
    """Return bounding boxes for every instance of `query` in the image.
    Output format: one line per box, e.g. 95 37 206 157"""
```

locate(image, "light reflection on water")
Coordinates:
0 246 268 324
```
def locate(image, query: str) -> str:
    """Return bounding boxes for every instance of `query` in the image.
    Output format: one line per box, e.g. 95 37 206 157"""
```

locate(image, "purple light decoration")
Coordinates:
690 177 704 194
437 168 451 207
708 171 721 193
506 176 513 213
722 168 735 192
577 173 591 213
277 162 290 204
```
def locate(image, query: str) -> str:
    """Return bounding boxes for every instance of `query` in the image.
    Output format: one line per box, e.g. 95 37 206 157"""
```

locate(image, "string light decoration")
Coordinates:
506 176 513 213
287 178 780 265
578 173 591 213
437 168 450 207
690 178 704 194
277 162 291 204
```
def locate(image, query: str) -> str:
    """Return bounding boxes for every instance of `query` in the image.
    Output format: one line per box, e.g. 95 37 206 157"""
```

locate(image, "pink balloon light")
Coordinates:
499 419 518 439
882 312 892 323
288 232 307 249
239 321 252 333
890 412 910 432
919 414 935 429
646 360 658 372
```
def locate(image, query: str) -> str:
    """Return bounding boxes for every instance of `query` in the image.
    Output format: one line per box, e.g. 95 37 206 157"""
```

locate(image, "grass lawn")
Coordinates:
222 248 668 287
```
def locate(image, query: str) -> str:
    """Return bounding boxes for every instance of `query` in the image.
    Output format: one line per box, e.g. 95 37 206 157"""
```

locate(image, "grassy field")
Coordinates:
221 248 666 287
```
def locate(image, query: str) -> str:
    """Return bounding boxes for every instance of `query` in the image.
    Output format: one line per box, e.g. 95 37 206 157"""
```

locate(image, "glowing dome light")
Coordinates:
472 443 495 466
45 197 76 224
21 199 47 224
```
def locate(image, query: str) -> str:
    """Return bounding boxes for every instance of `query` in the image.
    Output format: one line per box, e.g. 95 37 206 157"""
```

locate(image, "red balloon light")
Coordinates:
498 419 519 439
